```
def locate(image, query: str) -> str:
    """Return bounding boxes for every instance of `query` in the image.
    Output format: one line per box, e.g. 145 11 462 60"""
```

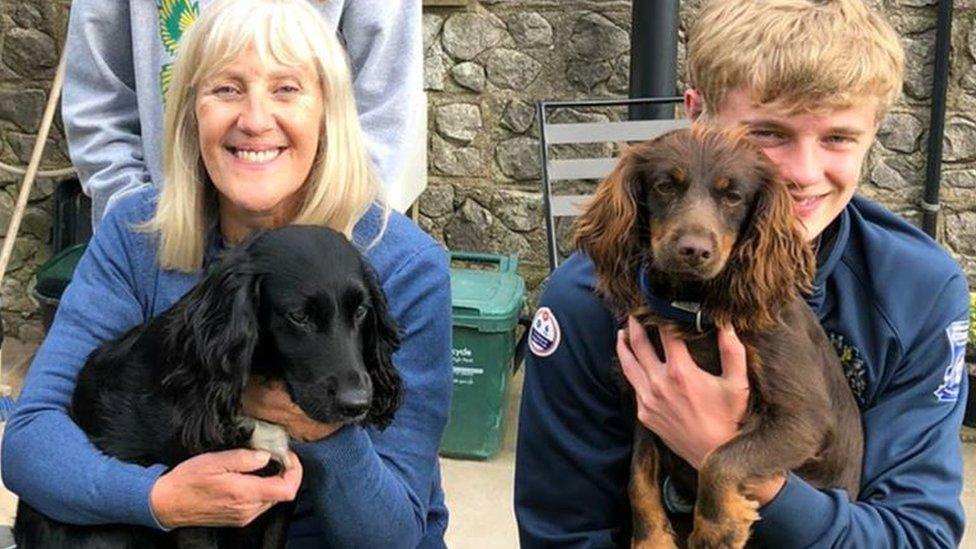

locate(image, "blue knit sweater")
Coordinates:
2 188 453 548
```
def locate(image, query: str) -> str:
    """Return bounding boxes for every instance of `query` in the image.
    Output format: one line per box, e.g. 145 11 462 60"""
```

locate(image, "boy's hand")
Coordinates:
616 316 750 470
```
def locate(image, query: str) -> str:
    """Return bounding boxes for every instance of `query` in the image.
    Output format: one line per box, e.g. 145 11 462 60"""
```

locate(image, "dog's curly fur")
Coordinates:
14 225 402 549
575 127 862 548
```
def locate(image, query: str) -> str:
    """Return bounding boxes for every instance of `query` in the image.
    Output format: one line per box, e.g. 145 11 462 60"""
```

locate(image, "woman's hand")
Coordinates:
244 378 341 442
149 449 302 528
616 316 750 470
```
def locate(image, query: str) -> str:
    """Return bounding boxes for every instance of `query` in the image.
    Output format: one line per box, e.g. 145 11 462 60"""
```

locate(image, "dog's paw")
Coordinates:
689 490 758 549
248 418 291 471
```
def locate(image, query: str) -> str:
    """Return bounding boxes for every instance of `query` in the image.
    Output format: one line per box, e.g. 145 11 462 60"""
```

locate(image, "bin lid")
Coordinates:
450 252 525 333
34 244 87 300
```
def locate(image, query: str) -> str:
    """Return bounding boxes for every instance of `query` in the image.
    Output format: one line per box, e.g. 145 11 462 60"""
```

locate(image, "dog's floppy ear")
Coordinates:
709 168 815 331
574 144 646 313
361 263 403 430
161 246 261 451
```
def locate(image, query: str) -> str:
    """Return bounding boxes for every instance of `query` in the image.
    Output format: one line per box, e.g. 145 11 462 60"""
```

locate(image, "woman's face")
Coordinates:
195 46 323 236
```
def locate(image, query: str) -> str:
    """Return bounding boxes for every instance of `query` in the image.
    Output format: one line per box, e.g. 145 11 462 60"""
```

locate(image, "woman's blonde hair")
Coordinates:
687 0 904 118
145 0 382 271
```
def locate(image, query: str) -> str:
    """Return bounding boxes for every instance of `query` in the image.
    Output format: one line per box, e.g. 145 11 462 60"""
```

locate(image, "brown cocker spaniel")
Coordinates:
574 126 862 548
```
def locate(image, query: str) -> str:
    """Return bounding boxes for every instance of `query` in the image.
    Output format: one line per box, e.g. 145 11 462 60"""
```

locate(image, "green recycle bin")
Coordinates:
440 251 525 460
33 243 87 333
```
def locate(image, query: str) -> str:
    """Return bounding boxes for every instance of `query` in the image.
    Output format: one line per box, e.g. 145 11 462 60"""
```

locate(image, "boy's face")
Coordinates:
686 87 880 241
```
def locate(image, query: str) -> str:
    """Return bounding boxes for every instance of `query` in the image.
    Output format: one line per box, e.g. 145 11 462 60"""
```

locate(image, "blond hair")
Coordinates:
145 0 383 272
687 0 904 118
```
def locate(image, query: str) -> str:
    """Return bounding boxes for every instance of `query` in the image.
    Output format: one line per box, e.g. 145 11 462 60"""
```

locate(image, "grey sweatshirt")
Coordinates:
62 0 422 223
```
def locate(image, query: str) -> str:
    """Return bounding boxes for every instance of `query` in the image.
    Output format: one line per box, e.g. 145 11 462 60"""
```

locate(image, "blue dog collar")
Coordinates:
637 263 714 333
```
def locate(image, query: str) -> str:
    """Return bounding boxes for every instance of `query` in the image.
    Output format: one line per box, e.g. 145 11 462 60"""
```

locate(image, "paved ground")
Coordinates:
0 337 973 547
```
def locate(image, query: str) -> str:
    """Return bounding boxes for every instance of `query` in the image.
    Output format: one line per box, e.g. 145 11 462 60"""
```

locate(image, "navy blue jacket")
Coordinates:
515 196 970 547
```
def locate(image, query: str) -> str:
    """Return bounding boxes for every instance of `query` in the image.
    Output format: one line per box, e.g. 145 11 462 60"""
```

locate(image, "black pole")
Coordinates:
922 0 953 238
629 0 680 120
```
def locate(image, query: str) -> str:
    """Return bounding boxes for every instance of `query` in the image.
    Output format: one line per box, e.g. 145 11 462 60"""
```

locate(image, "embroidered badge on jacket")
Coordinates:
934 320 968 403
529 307 561 358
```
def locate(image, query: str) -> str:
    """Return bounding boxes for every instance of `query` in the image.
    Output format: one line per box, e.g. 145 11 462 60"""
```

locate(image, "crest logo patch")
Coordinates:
934 320 968 403
828 331 867 406
529 307 561 358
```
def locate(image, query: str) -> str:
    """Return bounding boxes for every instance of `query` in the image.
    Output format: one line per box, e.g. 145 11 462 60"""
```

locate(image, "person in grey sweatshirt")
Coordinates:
62 0 422 224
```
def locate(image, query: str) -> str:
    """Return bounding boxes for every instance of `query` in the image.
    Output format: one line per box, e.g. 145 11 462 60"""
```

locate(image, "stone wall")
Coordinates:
0 0 974 340
0 0 71 342
418 0 976 311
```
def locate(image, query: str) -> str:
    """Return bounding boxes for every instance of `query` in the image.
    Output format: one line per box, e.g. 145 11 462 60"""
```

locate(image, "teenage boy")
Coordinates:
515 1 969 546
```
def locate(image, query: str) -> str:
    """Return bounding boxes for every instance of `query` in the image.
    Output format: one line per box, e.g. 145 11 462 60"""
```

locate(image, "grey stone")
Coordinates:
496 136 541 180
869 158 911 190
20 206 50 240
424 42 449 92
444 199 494 251
944 170 976 189
3 28 58 76
946 211 976 256
441 13 506 61
969 25 976 61
419 184 455 218
435 103 483 144
450 62 486 92
878 112 923 153
0 89 45 132
570 12 629 62
566 58 612 92
607 54 630 95
501 100 535 133
0 239 30 276
7 133 68 166
0 192 13 237
431 134 484 177
962 67 976 93
417 214 442 242
493 190 542 232
13 4 44 29
902 31 935 99
488 223 533 259
423 13 444 53
28 177 55 202
485 49 541 90
943 117 976 162
507 12 553 48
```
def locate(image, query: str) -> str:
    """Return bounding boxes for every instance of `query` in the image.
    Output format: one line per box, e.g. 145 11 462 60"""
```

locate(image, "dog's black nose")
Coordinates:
676 234 713 265
336 388 371 418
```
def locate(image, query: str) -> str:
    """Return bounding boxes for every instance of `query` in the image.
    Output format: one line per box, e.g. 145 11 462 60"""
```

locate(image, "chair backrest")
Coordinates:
536 97 688 271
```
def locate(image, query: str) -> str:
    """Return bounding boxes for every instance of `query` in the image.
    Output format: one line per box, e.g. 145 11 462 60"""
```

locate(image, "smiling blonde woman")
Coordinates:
3 0 452 546
151 0 379 271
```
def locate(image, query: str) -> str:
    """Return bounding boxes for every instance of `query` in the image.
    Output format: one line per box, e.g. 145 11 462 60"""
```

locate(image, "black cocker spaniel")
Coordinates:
14 225 402 548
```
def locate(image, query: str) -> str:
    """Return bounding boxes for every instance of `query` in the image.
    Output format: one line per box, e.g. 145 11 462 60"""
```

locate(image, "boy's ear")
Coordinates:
684 89 705 122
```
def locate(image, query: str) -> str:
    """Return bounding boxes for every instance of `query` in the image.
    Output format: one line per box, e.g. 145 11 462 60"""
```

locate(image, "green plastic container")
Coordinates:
440 251 525 460
33 244 87 332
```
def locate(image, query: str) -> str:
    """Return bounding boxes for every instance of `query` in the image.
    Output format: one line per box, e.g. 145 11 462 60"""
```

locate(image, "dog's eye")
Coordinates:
723 191 744 205
355 304 370 322
654 180 678 196
287 310 312 327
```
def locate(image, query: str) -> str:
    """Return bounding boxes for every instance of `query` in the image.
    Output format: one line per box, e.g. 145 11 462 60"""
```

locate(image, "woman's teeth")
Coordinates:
234 148 281 164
